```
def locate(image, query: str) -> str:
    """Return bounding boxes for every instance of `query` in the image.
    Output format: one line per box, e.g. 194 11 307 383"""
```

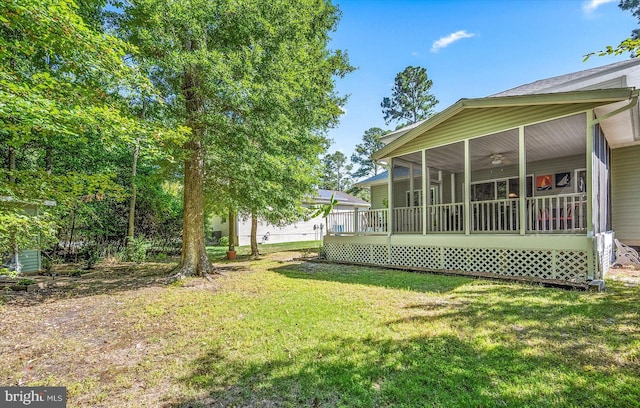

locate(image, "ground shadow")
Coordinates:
269 262 472 294
1 262 179 307
165 328 640 408
164 264 640 407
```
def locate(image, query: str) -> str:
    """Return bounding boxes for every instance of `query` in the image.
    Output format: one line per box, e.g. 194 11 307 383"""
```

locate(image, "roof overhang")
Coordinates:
373 88 638 161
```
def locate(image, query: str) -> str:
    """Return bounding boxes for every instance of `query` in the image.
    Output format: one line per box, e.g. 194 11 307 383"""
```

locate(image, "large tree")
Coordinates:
380 66 438 127
123 0 351 273
320 151 353 191
0 0 181 260
351 127 387 180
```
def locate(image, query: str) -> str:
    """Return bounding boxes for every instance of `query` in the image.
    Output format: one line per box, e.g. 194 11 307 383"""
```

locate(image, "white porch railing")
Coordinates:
326 209 388 235
526 193 587 232
429 203 464 232
326 193 587 236
471 198 520 233
358 209 388 233
393 206 423 233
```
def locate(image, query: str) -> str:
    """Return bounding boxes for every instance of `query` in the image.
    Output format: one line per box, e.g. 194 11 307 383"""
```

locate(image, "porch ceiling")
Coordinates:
375 88 636 163
399 113 587 173
596 100 640 148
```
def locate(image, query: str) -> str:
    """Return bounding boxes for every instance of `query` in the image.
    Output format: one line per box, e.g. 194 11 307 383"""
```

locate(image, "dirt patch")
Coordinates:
608 265 640 287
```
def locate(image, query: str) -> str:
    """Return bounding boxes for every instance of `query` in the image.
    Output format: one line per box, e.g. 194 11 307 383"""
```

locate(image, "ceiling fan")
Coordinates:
490 153 505 165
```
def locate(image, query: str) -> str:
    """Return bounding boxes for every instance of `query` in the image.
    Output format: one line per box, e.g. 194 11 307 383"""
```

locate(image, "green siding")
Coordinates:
612 145 640 244
370 184 388 209
19 249 41 273
390 104 598 158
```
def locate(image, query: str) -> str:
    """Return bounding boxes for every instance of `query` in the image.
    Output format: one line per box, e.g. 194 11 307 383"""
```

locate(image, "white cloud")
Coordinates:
582 0 616 13
411 51 420 57
430 30 476 53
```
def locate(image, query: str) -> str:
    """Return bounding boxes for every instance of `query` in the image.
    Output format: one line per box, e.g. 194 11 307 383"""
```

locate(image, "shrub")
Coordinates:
126 237 149 263
42 257 52 273
80 242 101 269
17 278 35 286
155 252 168 262
219 236 229 247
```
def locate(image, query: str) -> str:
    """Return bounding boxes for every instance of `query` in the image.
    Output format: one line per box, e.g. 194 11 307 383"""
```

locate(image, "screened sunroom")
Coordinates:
325 88 639 286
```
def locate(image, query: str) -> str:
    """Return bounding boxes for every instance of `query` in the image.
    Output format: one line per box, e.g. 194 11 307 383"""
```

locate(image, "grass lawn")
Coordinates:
206 240 322 259
1 246 639 407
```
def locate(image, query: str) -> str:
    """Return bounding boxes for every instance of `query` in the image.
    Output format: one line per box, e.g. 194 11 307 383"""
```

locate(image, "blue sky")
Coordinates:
327 0 638 164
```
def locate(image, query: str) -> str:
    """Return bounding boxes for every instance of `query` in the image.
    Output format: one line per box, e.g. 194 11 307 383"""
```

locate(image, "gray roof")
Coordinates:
314 189 370 207
355 167 422 187
490 58 640 97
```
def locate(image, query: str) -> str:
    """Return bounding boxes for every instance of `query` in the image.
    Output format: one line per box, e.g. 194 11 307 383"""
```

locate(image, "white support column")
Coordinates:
438 170 443 203
422 149 428 235
586 111 595 237
586 111 596 280
450 173 456 203
426 166 431 234
519 125 526 235
464 140 470 235
409 163 414 207
387 160 394 237
353 207 359 235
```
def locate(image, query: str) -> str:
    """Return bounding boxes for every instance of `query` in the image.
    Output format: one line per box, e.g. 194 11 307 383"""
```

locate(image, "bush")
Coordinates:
80 242 101 269
154 252 168 262
17 278 35 286
126 236 149 263
218 236 229 247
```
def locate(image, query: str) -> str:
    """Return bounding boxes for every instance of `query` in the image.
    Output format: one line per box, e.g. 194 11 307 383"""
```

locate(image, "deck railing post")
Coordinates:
353 207 359 235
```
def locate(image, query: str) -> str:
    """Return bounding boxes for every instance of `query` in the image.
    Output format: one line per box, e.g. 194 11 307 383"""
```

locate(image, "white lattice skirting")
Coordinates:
324 242 590 283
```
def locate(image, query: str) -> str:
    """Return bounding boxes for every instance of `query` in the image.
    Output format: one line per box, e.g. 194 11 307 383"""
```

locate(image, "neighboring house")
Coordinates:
325 59 640 287
1 196 56 273
210 189 370 246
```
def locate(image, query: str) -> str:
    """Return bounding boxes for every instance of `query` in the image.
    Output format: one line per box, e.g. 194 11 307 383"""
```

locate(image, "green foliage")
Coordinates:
320 151 353 191
381 65 438 126
585 0 640 60
42 257 52 273
0 204 57 256
218 236 230 247
0 267 18 278
126 236 148 263
350 127 388 180
80 242 101 269
310 193 338 219
16 278 35 286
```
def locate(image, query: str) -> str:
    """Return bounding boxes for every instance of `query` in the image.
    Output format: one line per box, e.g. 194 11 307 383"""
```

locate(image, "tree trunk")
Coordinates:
171 67 214 279
127 138 139 242
8 146 15 184
45 146 52 175
250 212 259 256
127 99 146 245
228 210 236 252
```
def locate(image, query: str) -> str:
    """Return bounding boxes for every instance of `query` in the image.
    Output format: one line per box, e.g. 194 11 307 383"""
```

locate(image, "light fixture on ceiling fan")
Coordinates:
491 153 504 165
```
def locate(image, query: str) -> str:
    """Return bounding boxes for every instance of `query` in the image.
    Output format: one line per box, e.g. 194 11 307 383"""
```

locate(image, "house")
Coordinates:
324 59 640 287
1 196 56 273
210 189 369 246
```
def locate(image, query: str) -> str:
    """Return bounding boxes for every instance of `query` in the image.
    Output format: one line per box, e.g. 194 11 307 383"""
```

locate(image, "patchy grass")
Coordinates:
0 253 639 407
206 240 321 260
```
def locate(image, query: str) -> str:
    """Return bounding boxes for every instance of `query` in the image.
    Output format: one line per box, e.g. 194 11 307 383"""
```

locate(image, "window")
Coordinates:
406 190 422 206
406 185 440 206
471 175 533 201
